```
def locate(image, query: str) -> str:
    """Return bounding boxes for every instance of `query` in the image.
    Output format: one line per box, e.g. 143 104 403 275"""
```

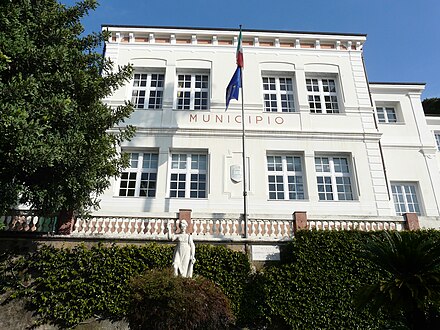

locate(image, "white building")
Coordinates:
77 26 440 241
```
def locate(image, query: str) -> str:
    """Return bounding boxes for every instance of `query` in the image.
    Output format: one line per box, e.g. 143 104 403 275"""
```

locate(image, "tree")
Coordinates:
0 0 134 215
355 231 440 330
422 98 440 115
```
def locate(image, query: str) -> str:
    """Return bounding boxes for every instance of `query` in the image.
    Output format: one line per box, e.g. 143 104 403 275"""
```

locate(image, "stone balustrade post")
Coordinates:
179 209 193 233
293 211 307 233
56 209 75 235
404 213 420 231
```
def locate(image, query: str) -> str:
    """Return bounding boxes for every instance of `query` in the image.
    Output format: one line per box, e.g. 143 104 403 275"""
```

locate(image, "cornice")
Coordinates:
102 26 366 52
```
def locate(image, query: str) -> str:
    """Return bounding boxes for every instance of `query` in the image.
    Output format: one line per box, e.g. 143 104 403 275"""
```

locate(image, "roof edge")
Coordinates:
101 24 367 37
369 82 426 86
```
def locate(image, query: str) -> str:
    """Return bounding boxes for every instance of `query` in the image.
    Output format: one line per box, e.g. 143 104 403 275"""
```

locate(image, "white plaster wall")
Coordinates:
96 27 440 220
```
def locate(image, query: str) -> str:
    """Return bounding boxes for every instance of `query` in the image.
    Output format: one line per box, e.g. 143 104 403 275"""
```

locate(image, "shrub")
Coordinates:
127 268 235 330
0 243 248 328
239 230 390 329
194 244 251 315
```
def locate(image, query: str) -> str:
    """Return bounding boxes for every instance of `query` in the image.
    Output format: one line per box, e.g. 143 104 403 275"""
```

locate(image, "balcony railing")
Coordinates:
0 211 422 241
307 215 406 231
70 216 294 241
0 213 57 233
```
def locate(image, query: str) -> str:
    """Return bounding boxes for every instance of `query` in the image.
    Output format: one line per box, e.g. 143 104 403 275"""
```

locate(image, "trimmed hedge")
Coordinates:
2 230 440 329
240 230 385 329
239 230 440 329
0 243 250 328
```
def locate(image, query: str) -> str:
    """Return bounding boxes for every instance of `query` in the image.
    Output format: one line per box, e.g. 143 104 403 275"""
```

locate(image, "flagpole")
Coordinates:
239 25 248 239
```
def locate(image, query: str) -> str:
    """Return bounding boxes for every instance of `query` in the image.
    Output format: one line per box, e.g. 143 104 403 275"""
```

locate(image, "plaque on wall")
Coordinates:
230 165 242 183
251 245 281 261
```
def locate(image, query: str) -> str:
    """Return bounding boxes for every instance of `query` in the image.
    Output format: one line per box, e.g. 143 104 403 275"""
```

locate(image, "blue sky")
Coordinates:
64 0 440 99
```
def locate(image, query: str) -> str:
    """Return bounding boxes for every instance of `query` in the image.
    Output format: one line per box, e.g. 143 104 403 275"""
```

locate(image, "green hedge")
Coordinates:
2 230 440 329
0 243 250 328
239 230 440 329
240 230 385 329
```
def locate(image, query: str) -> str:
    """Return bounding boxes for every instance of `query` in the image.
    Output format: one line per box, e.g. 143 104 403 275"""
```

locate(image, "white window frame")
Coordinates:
130 72 165 110
118 152 158 197
176 72 210 110
391 182 422 215
306 77 340 114
262 75 296 112
435 132 440 151
168 153 208 198
266 155 305 200
315 155 354 201
376 106 397 123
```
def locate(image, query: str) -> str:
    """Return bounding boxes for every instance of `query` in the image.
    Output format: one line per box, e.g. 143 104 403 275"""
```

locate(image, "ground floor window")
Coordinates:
435 132 440 151
267 155 305 200
315 156 354 201
119 152 158 197
391 183 421 215
169 153 207 198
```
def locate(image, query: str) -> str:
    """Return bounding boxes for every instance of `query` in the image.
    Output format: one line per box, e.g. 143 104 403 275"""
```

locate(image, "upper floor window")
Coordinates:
119 152 158 197
267 155 305 200
435 132 440 151
315 156 353 201
169 153 207 198
391 183 421 215
131 73 164 109
176 74 209 110
376 106 397 123
306 78 339 114
262 76 295 112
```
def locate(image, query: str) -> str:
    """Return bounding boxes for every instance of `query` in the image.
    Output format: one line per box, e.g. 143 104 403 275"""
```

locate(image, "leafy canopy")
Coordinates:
356 231 440 329
422 98 440 115
0 0 134 214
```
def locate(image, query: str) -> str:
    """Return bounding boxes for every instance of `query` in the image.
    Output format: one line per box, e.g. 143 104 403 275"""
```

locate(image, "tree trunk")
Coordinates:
56 209 75 235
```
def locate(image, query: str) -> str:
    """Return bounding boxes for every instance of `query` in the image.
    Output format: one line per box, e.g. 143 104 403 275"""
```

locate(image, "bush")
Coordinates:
239 230 390 329
0 242 248 328
194 244 251 315
127 268 235 330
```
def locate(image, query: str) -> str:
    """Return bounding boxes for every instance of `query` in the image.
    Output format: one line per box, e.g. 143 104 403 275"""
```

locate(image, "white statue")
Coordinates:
167 220 196 278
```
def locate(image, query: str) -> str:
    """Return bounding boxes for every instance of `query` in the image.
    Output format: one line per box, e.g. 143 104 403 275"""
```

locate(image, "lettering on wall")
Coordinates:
189 114 285 125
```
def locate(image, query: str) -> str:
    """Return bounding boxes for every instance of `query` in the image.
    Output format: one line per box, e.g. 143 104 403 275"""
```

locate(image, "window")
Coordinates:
391 183 421 215
131 73 164 109
435 132 440 151
169 153 207 198
262 76 295 112
306 78 339 113
176 74 209 110
376 106 397 123
315 156 353 201
119 152 158 197
267 155 305 200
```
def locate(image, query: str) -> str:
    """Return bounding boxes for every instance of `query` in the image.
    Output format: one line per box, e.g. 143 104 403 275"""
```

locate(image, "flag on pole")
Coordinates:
226 27 243 110
236 29 243 68
225 66 241 110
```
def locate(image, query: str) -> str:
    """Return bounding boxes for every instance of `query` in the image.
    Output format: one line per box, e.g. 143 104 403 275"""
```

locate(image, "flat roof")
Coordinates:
101 24 367 37
369 82 426 86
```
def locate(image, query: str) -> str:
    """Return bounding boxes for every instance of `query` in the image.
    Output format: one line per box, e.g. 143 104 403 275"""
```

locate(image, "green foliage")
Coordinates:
0 0 134 214
2 231 440 329
2 243 173 328
422 98 440 115
239 230 392 329
128 268 235 330
0 243 249 328
356 231 440 329
194 244 251 315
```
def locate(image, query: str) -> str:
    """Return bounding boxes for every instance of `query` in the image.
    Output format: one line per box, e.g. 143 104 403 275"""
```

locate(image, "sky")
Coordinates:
63 0 440 99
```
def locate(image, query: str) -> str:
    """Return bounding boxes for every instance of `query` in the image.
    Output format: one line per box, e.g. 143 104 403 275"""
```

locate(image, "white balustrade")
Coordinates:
307 217 405 232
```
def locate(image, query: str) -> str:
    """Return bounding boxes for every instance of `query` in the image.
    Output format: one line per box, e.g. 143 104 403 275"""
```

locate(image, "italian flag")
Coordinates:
236 29 244 68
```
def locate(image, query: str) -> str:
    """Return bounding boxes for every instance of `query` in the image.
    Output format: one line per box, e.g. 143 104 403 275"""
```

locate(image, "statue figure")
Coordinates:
167 220 195 278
